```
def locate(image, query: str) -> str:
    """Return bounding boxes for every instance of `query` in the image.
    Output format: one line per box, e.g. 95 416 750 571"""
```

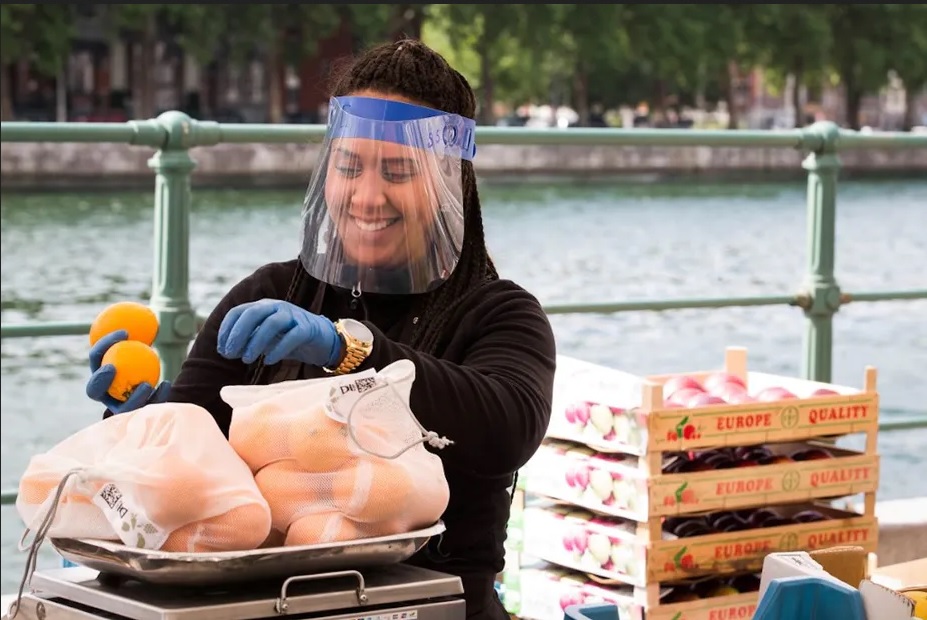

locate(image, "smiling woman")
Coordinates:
303 92 474 295
78 38 558 620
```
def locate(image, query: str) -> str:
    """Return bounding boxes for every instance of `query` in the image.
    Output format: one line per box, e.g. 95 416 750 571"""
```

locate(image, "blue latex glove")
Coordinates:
86 330 172 414
217 299 342 368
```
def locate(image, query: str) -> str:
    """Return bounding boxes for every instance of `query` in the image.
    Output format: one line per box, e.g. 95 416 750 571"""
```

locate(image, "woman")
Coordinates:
86 39 556 619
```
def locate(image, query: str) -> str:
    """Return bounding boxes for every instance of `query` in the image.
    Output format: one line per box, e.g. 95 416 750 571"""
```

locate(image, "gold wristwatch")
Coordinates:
324 318 374 375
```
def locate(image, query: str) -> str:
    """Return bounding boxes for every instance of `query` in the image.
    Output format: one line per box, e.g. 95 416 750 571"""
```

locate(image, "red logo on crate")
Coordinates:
666 416 701 441
664 481 697 507
666 545 697 572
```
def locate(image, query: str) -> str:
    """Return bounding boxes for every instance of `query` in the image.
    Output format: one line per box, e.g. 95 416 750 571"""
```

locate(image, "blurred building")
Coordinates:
4 9 356 123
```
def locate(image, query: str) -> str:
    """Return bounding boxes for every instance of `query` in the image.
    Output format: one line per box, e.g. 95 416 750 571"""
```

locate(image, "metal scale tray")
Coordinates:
48 524 447 587
3 524 464 620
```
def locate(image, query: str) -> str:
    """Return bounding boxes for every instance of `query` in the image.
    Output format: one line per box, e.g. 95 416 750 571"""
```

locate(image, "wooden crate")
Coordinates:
516 500 877 585
538 346 880 520
505 564 761 620
507 347 882 616
522 438 878 520
547 347 879 455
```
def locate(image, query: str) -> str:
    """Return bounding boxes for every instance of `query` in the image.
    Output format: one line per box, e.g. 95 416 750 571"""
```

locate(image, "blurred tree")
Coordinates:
537 5 631 126
0 4 74 121
119 5 344 121
748 5 832 127
427 4 533 124
193 5 342 123
825 4 898 129
345 4 430 52
618 5 709 122
681 4 757 129
4 3 917 128
106 5 169 120
883 4 927 130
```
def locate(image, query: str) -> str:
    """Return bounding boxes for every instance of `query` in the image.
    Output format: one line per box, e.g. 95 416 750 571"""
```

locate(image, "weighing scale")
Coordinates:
5 564 464 620
4 524 466 620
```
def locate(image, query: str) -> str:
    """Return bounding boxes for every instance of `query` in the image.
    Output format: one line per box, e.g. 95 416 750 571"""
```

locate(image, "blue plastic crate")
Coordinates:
754 575 866 620
563 603 619 620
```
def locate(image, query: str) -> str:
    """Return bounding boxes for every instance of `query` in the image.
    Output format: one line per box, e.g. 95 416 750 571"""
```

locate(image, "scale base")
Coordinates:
4 564 465 620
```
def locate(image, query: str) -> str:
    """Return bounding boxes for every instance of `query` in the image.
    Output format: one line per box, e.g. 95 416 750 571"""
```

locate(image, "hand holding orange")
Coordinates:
86 302 170 413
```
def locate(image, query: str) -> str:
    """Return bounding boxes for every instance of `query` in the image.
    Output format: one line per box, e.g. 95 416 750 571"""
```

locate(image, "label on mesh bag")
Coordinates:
325 369 380 424
91 483 169 550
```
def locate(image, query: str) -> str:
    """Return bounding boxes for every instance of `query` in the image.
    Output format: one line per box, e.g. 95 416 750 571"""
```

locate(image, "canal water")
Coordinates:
1 177 925 592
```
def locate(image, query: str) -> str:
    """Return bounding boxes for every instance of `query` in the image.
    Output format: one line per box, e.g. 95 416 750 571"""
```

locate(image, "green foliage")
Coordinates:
98 5 344 65
1 4 74 76
883 4 927 90
3 3 922 123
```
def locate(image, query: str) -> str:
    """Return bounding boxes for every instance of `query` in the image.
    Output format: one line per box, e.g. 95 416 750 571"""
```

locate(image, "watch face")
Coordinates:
342 318 374 343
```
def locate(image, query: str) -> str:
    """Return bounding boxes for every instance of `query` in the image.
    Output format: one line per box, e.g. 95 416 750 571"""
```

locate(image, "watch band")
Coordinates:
324 319 374 375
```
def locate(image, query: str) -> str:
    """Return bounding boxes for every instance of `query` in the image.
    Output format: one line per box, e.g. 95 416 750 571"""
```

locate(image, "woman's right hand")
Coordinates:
86 330 172 414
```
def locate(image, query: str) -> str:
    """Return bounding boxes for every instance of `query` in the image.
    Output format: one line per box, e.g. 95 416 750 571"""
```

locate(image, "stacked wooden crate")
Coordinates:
501 347 880 620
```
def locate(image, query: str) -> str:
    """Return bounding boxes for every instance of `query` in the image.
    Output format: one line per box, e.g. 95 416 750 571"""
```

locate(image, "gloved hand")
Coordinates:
86 330 172 414
217 299 342 368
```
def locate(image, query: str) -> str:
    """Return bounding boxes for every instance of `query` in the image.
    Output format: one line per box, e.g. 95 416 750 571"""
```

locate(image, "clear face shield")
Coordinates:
299 96 477 295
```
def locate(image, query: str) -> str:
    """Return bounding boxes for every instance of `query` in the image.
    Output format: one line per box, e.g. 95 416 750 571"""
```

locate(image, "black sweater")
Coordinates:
165 260 557 615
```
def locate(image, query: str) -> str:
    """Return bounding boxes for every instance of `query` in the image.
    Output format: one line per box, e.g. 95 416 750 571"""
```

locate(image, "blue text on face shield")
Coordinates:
328 96 477 161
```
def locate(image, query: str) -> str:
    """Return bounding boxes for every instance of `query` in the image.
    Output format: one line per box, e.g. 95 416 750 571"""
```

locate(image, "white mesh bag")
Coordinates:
16 402 272 553
222 359 451 545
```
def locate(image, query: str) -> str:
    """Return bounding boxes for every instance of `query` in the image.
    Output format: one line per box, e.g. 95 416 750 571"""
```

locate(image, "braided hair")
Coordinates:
328 39 498 355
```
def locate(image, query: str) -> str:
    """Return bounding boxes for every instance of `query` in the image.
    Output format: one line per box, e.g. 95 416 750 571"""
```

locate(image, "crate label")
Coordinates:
649 518 876 581
649 593 759 620
652 455 879 516
651 395 878 450
704 602 758 620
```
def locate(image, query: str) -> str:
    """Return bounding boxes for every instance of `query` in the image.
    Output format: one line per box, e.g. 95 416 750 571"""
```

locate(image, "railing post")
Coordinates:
147 111 198 382
800 121 843 382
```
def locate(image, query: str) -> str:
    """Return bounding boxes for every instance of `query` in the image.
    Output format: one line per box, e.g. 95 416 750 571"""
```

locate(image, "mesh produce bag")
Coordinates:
16 403 272 553
222 359 452 546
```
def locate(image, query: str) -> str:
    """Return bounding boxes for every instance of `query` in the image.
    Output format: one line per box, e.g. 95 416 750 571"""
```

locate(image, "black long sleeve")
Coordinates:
166 264 282 431
167 261 557 480
360 283 557 478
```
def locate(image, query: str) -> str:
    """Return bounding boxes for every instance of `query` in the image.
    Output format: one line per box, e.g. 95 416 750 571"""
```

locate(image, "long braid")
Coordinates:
328 40 498 355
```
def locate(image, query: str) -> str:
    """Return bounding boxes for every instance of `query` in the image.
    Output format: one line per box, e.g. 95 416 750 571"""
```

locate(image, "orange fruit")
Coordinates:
19 474 98 507
101 340 162 402
288 407 357 473
160 503 272 553
285 512 362 546
331 458 412 524
229 401 295 473
254 460 330 533
89 301 159 347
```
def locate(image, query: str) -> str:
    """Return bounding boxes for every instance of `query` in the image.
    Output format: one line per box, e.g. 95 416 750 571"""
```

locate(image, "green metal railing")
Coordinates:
1 113 926 508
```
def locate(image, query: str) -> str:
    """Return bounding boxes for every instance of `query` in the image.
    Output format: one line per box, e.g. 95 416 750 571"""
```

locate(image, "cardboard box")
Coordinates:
871 557 927 592
757 548 917 619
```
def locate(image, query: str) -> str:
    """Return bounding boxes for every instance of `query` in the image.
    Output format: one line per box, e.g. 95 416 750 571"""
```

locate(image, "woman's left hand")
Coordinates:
216 299 342 367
